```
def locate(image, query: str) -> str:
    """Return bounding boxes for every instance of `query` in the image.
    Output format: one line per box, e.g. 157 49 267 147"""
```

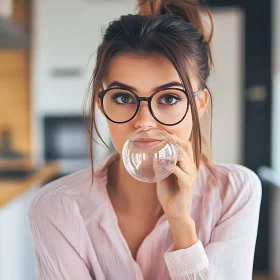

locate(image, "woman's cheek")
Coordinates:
107 125 127 153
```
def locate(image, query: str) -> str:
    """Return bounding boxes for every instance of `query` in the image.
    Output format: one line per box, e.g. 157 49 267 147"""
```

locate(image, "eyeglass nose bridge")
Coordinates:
134 96 155 125
138 96 150 102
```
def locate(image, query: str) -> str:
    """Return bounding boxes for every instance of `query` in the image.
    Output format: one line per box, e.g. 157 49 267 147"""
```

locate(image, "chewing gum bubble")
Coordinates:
122 128 178 183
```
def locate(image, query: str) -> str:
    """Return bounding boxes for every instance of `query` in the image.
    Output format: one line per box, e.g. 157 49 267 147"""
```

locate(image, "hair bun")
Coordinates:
137 0 213 44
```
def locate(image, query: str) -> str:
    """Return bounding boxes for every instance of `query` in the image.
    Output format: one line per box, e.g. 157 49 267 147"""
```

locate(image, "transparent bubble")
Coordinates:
122 127 178 183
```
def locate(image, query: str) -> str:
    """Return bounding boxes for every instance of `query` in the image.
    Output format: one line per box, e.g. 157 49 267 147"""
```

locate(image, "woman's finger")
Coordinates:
177 145 196 173
172 166 194 189
170 134 195 163
177 147 192 173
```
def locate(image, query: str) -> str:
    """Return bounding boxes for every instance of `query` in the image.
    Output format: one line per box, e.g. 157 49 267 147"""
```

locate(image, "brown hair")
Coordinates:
137 0 213 43
83 0 216 184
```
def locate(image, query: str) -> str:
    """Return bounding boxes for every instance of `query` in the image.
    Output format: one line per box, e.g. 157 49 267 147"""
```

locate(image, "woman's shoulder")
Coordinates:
27 167 104 252
29 167 92 203
198 161 262 212
30 152 117 199
28 153 117 225
28 168 93 226
209 162 261 190
201 160 261 182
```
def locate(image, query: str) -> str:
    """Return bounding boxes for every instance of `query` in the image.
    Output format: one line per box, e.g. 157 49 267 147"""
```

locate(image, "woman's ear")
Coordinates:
196 88 209 119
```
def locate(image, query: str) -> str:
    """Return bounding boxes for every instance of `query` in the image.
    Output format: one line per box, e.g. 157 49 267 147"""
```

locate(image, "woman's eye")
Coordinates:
112 94 134 104
159 95 180 105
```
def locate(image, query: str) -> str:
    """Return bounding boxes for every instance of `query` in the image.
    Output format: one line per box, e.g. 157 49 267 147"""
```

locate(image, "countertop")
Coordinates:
0 158 60 208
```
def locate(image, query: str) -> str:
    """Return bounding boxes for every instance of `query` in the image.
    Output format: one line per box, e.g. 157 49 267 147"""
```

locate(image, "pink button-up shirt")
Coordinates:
28 152 262 280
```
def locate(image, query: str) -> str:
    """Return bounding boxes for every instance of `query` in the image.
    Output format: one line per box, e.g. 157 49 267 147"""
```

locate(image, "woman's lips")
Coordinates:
133 138 160 142
132 138 163 148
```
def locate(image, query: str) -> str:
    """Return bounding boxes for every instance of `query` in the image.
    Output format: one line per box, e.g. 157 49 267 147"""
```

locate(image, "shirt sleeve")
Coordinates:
28 191 94 280
164 167 262 280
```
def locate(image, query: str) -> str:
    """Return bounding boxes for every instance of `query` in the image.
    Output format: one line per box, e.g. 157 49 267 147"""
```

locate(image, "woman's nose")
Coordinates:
134 102 157 129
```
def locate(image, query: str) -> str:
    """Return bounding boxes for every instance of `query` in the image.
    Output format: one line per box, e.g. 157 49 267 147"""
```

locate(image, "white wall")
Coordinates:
206 8 244 164
0 0 12 17
32 0 136 115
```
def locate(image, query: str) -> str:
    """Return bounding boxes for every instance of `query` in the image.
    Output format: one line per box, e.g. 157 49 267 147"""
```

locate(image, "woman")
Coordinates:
28 0 262 279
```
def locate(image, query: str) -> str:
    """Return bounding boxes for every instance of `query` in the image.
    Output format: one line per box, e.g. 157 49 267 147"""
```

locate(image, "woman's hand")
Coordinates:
156 134 198 221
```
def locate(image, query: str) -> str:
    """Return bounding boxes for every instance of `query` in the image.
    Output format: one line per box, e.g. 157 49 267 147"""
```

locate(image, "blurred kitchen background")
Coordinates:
0 0 279 279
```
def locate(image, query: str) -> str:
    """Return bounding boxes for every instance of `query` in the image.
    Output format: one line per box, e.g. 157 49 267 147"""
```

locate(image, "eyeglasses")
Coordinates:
98 87 200 126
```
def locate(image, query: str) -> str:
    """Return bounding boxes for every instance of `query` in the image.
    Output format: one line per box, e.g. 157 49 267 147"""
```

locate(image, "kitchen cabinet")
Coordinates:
0 50 31 155
32 0 136 114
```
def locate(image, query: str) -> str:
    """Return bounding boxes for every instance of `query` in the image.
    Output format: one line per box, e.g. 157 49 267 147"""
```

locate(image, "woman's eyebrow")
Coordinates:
107 81 184 92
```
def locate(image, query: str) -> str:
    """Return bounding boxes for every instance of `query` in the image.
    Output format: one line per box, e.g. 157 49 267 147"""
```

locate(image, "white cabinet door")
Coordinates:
33 0 137 114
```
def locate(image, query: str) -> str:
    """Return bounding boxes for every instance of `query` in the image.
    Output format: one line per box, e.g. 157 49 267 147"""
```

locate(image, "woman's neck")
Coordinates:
106 154 164 219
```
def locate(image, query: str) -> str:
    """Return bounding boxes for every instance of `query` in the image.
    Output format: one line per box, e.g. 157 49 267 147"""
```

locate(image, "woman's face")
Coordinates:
97 53 206 155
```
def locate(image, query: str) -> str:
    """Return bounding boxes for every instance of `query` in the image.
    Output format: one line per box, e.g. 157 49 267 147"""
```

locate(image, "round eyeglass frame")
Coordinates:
98 86 201 126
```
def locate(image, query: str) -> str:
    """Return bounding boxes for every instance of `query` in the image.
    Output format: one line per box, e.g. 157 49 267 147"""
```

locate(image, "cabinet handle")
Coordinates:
50 67 83 78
